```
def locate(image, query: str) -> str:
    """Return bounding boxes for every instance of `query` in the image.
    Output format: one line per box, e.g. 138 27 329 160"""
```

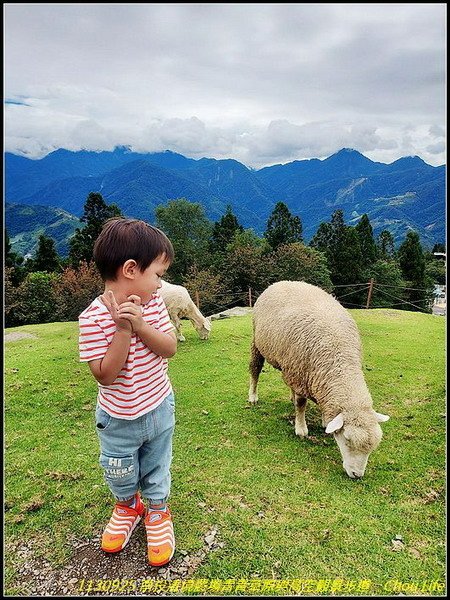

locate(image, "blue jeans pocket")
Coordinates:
99 452 136 485
167 393 175 413
154 393 175 435
95 405 112 430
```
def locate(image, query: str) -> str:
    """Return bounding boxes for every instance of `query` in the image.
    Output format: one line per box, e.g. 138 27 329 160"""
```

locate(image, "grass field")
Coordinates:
4 309 446 596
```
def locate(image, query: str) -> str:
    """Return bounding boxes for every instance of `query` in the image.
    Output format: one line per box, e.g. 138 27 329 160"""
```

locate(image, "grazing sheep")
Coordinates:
249 280 389 478
160 280 211 341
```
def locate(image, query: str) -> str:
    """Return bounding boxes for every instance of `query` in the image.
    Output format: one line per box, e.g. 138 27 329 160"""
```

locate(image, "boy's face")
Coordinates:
134 255 170 304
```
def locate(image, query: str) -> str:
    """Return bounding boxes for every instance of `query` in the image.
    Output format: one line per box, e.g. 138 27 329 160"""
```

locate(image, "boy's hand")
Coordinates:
100 291 132 333
117 295 145 334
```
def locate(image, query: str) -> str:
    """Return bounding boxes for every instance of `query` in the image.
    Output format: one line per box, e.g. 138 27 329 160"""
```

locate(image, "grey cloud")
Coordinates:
426 141 445 154
429 125 445 138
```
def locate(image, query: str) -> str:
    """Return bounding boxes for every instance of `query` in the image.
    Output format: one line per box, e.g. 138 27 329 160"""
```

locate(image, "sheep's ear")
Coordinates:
325 413 344 433
204 319 212 331
375 412 390 423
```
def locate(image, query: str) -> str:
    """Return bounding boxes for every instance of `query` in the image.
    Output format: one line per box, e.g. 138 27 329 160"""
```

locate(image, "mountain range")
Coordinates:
5 146 445 257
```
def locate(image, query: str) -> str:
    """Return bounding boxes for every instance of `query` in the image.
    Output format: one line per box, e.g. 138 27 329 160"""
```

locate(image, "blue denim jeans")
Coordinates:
95 392 175 504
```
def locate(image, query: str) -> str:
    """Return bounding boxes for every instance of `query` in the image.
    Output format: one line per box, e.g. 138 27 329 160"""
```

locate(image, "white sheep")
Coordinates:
248 280 389 478
160 280 211 341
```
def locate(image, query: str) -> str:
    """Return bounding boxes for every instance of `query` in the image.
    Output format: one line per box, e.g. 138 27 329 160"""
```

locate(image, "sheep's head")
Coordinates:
325 410 389 478
198 317 212 340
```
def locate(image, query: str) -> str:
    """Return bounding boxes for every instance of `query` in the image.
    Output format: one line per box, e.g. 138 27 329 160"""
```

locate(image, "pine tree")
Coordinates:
310 209 364 296
355 214 378 268
155 198 213 282
377 230 395 259
5 229 26 286
397 231 432 311
5 229 24 269
332 226 364 288
310 222 333 254
68 192 122 266
210 205 244 253
265 201 303 250
33 234 61 272
432 242 446 254
5 229 12 264
330 209 346 246
398 231 426 283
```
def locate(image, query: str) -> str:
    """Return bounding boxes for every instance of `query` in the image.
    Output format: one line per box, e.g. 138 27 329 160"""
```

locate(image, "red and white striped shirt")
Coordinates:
79 292 175 420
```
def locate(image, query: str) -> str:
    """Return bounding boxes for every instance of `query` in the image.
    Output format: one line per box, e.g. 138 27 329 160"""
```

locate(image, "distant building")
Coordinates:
432 285 446 316
433 285 446 304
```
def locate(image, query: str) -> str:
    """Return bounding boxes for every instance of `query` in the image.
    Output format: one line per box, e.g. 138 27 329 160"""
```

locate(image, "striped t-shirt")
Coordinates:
79 292 175 420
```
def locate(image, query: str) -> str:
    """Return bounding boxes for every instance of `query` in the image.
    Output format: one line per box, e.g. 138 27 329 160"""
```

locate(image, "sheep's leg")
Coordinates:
172 314 185 342
248 342 264 404
292 393 308 437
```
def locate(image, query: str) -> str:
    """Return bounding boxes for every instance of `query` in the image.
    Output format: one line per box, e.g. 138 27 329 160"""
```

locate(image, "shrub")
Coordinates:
182 266 235 316
269 243 333 292
53 261 104 321
12 272 60 325
362 260 407 308
222 240 272 294
5 267 21 327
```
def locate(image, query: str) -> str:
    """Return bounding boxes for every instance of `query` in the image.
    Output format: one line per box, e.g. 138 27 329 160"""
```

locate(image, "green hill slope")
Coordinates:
5 202 80 257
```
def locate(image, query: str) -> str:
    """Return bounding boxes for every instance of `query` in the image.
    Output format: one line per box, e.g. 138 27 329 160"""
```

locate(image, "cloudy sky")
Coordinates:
4 3 446 168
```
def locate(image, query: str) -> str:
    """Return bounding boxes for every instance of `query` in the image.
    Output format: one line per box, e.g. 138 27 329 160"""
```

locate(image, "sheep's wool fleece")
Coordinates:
253 281 367 422
160 281 191 315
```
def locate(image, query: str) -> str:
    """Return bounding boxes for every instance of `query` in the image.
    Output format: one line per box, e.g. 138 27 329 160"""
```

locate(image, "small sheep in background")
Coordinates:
249 280 389 478
160 280 211 341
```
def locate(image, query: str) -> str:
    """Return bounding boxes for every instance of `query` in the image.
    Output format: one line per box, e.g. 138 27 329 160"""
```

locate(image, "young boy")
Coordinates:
78 217 177 567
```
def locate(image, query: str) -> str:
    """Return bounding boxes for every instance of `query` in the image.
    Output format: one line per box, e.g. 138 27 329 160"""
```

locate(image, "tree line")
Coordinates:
5 192 445 327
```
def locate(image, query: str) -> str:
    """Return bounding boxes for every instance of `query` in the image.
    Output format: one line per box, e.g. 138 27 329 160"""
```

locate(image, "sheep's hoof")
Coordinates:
248 395 258 405
295 424 309 437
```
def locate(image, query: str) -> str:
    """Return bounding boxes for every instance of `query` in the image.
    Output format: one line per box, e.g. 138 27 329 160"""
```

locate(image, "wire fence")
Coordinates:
189 280 443 317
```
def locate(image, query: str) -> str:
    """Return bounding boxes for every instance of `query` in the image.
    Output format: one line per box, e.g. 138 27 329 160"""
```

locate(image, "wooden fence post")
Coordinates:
248 287 252 308
366 278 374 309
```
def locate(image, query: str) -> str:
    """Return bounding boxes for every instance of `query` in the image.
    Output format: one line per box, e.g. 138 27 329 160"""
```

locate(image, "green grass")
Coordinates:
5 309 446 595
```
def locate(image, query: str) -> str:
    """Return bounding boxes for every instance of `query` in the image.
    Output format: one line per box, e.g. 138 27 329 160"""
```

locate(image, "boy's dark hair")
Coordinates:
93 218 174 281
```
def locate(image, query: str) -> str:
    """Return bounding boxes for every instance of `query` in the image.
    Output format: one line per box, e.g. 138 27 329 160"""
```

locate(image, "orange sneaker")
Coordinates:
145 506 175 566
101 493 146 553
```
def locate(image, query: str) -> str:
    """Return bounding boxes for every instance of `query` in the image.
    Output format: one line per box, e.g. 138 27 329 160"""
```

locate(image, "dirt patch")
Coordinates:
210 306 253 320
7 526 223 596
5 332 38 342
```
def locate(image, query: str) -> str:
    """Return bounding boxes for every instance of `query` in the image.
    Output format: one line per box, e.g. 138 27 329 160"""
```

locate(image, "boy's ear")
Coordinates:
122 259 137 279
